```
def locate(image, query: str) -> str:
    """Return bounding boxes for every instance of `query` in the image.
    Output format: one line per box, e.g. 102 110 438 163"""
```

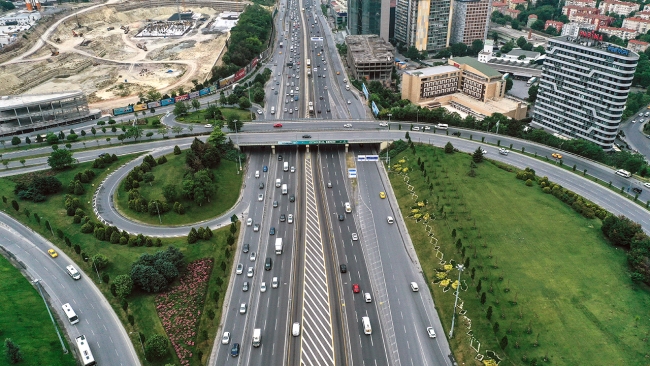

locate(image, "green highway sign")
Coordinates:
278 140 348 145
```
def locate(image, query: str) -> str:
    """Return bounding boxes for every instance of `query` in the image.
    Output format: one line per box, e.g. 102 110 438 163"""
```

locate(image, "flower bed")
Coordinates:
156 258 213 365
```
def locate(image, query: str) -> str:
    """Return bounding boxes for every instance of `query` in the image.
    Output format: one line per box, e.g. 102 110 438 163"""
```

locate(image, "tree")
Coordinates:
227 118 244 132
505 78 513 92
473 147 485 163
143 172 155 186
173 101 188 116
486 306 493 320
528 84 539 103
162 184 178 202
126 126 143 141
171 126 183 135
511 19 520 30
19 159 25 166
444 141 454 154
92 253 110 270
238 96 251 109
516 36 527 49
158 127 169 138
191 98 201 111
405 46 421 60
11 136 20 145
25 136 31 145
500 335 508 350
4 338 23 364
144 334 169 359
481 292 487 305
46 133 59 145
187 227 199 244
11 200 18 212
113 274 134 298
146 132 154 140
91 126 97 136
2 160 7 169
493 321 500 333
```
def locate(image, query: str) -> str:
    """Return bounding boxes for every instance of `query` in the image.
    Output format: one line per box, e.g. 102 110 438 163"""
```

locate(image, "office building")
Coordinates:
348 0 391 41
449 0 491 46
0 91 100 136
394 0 451 53
532 34 639 150
345 35 394 84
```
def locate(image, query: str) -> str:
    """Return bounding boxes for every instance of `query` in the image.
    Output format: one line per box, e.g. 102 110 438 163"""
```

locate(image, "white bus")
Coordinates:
436 123 448 130
615 169 631 178
362 316 372 335
62 303 79 325
75 335 96 366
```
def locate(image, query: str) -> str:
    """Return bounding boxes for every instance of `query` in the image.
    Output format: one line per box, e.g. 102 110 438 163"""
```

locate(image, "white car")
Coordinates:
222 331 231 344
410 282 419 291
351 233 358 241
258 194 264 201
644 182 650 188
423 126 430 130
240 303 247 314
204 124 213 128
387 216 394 224
247 267 254 278
236 263 243 275
427 327 436 338
480 148 488 154
288 214 294 223
498 148 509 156
291 166 295 172
412 127 420 131
272 276 279 288
260 282 267 292
344 124 352 128
253 224 260 232
379 122 388 127
347 100 351 104
250 251 257 261
247 218 253 226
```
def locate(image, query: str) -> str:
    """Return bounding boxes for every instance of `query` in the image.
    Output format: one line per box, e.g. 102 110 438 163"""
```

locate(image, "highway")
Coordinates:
0 212 140 366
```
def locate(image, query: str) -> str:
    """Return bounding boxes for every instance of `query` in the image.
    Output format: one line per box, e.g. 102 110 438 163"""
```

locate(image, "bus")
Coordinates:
527 77 538 86
615 169 632 178
62 303 79 325
306 59 311 69
75 335 96 366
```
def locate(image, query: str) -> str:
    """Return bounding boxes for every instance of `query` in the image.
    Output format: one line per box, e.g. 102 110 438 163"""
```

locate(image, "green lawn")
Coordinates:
178 107 254 124
114 150 243 225
0 155 237 365
388 145 650 365
0 256 76 366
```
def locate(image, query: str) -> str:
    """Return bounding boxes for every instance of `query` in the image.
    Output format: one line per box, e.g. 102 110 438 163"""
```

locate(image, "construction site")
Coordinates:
0 0 245 110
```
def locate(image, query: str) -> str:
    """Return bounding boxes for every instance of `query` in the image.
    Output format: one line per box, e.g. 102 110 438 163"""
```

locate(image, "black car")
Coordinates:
231 343 240 357
633 187 643 194
302 134 312 138
269 227 276 235
289 194 295 202
338 214 344 221
280 214 286 222
340 264 347 273
259 182 265 189
451 131 461 136
278 154 283 161
242 243 249 253
273 200 278 208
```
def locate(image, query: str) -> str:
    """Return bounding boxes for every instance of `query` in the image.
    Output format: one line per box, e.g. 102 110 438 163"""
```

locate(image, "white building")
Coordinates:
561 22 596 36
497 48 541 63
478 39 494 63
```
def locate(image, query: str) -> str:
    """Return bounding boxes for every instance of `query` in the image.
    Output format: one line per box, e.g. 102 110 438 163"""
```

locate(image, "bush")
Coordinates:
91 253 110 270
114 274 133 298
129 246 184 293
144 334 169 359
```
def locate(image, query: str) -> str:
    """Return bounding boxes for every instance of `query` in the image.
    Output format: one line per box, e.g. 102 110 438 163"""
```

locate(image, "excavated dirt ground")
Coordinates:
0 5 228 108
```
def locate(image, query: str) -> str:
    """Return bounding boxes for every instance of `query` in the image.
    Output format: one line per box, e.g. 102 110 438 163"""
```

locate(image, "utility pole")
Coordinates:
449 264 465 338
34 280 68 354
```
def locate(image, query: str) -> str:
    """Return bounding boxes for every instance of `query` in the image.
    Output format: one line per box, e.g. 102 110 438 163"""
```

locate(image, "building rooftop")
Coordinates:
506 49 541 58
629 39 649 44
450 56 503 78
0 91 83 109
404 65 459 77
346 35 394 63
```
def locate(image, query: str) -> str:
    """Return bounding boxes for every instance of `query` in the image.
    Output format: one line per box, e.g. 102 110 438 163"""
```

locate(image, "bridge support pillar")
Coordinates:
306 144 310 153
379 141 389 151
345 144 349 153
271 145 276 155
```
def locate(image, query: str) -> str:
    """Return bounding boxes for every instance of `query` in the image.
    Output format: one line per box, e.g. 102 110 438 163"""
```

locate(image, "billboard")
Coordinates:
160 98 175 106
175 94 190 102
362 83 369 100
133 103 147 112
147 101 161 108
371 101 380 116
219 74 235 88
189 91 200 98
234 67 246 82
199 88 210 96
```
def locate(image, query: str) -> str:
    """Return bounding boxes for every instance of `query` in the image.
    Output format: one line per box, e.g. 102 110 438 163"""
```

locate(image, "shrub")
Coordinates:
144 335 169 359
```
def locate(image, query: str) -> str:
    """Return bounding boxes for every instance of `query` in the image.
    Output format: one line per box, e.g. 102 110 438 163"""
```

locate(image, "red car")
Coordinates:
274 123 283 128
352 284 360 293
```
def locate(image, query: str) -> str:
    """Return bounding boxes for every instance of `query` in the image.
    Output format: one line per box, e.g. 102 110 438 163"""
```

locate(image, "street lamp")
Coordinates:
449 264 464 339
234 120 242 173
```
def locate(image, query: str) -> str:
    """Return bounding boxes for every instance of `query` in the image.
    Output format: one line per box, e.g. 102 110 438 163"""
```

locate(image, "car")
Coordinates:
451 131 461 136
274 90 278 95
98 153 108 158
386 216 395 224
269 227 276 235
231 343 240 357
263 165 268 172
338 214 344 221
552 153 563 159
271 86 275 90
644 182 650 188
289 109 293 114
247 267 254 278
280 214 286 222
278 154 283 161
284 107 288 112
327 182 332 188
290 194 295 202
326 108 330 112
344 78 348 82
412 126 420 131
204 124 213 128
379 191 386 199
632 187 643 194
259 182 265 189
242 281 249 292
272 276 279 288
274 123 283 128
426 327 436 338
260 282 267 292
240 303 247 314
48 249 58 258
499 148 509 156
364 293 372 303
480 148 487 155
222 331 231 345
302 134 312 138
324 86 327 90
273 200 279 208
291 166 295 173
320 95 324 100
250 251 257 261
423 126 431 130
288 214 294 223
236 263 244 275
379 122 388 127
254 224 260 232
337 71 340 75
243 243 249 253
247 218 253 226
294 107 298 111
344 124 352 128
347 100 351 104
351 233 358 241
410 282 419 291
258 194 264 202
340 264 347 273
352 283 360 293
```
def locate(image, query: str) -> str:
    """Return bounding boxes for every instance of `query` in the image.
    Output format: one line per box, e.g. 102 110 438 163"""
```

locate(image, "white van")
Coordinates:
252 328 261 347
364 293 372 303
62 303 79 324
292 322 301 336
615 169 631 178
344 202 352 213
255 170 260 178
283 162 289 172
66 265 81 280
362 316 372 335
436 123 448 130
276 178 282 188
271 107 276 115
282 184 288 195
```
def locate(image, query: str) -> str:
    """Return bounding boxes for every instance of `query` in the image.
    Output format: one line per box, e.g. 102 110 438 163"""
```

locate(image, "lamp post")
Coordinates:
449 264 464 339
34 279 68 353
234 120 242 173
248 88 253 121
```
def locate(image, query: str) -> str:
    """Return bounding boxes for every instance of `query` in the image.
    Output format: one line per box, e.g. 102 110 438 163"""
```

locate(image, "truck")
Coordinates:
252 329 262 347
275 238 283 254
308 101 314 115
282 183 288 194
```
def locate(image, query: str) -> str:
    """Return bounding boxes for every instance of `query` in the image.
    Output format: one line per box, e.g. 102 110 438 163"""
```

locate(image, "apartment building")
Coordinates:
598 0 639 16
561 22 596 36
545 20 564 32
628 39 650 53
598 26 638 39
622 16 650 33
394 0 451 53
532 35 639 150
449 0 491 45
564 0 596 7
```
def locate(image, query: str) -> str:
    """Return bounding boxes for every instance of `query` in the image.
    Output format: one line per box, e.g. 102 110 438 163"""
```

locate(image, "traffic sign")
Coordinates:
277 140 348 145
348 169 357 178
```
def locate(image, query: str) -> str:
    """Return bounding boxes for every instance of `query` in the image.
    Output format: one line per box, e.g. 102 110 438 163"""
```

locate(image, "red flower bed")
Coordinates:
156 258 213 365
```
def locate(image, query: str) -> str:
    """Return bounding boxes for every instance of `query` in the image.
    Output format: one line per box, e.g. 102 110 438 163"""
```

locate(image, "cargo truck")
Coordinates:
252 329 262 347
275 238 283 254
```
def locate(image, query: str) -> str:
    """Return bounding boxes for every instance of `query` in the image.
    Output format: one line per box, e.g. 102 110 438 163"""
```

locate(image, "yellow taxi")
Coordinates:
551 153 562 159
336 71 340 75
48 249 58 258
379 191 386 199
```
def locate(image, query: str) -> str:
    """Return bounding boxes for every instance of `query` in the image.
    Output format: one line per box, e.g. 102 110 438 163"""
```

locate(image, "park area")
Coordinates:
388 143 650 365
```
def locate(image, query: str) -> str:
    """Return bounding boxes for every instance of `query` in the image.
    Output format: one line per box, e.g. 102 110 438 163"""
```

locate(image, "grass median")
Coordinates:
388 143 650 365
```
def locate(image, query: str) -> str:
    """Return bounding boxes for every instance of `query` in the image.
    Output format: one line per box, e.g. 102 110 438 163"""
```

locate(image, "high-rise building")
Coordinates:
394 0 451 53
348 0 391 41
532 34 639 150
449 0 491 46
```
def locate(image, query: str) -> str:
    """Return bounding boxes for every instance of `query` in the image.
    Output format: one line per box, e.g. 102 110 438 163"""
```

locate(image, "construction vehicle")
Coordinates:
107 26 114 31
50 48 59 56
72 30 78 37
136 43 147 51
80 38 91 46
